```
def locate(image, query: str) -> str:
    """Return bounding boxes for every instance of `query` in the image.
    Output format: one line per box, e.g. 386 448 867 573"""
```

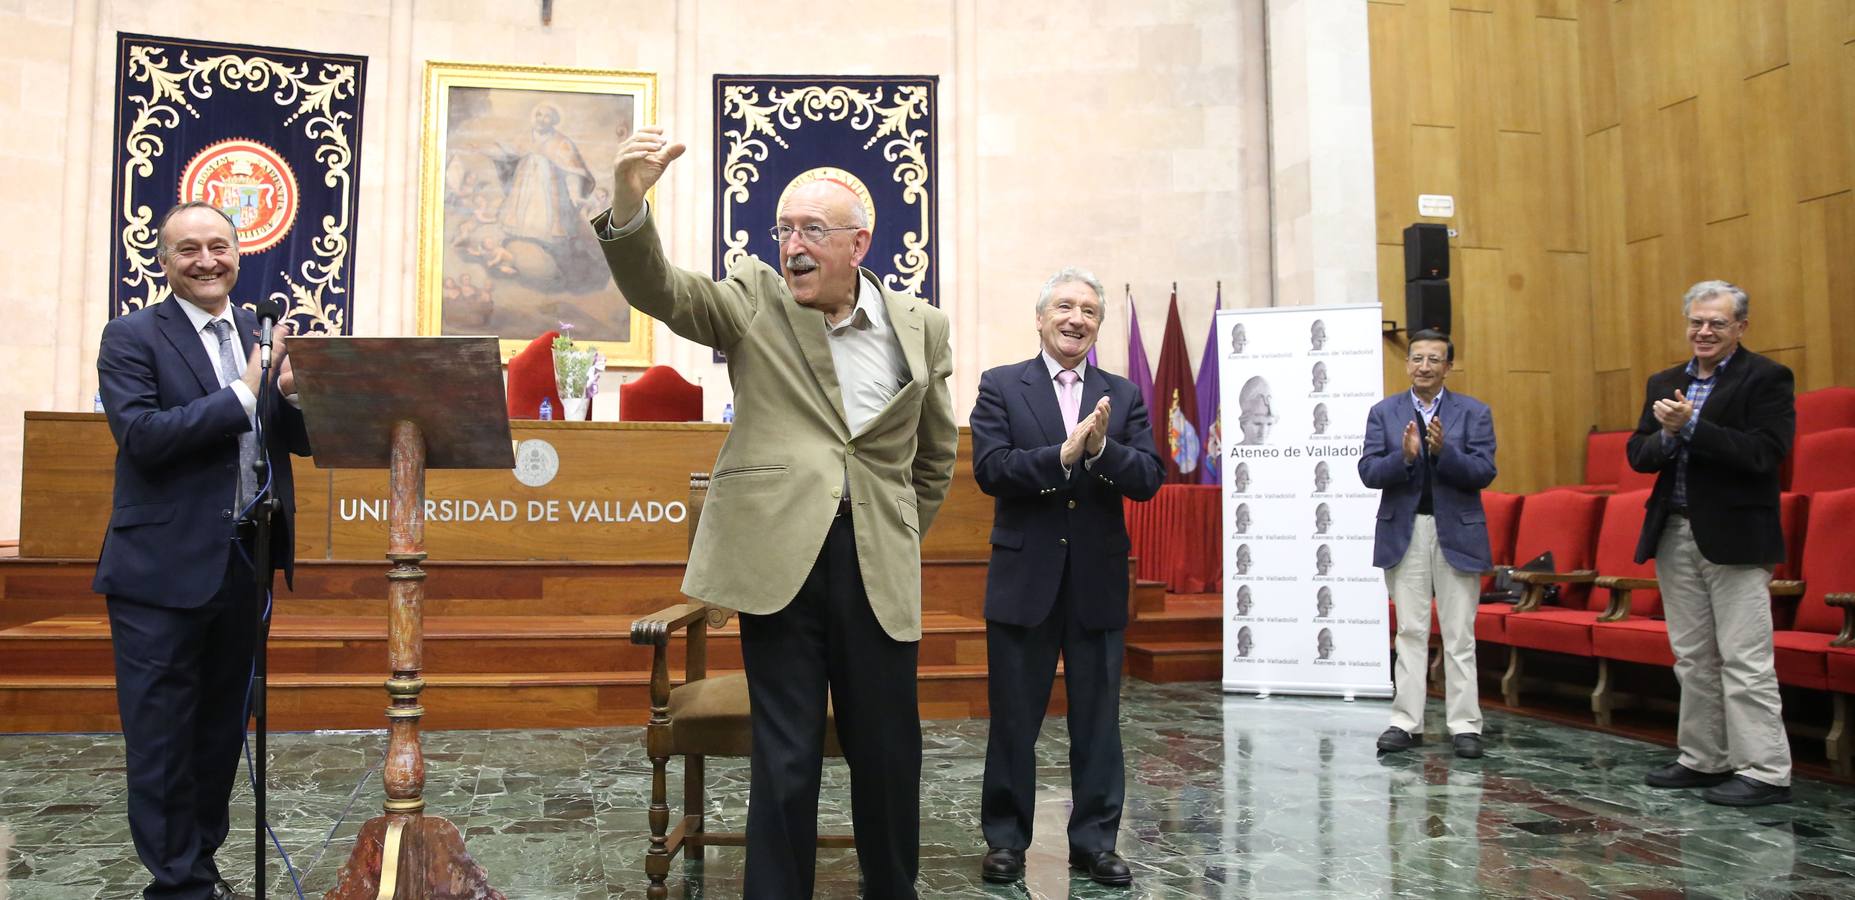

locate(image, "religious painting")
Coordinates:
417 62 656 366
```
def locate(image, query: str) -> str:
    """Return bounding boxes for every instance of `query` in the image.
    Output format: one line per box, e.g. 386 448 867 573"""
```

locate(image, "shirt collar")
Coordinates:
177 296 236 335
1040 349 1088 384
824 271 885 336
1684 348 1737 380
1409 386 1446 412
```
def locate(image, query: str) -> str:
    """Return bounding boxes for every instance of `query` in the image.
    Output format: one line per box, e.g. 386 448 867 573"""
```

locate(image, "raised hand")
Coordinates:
610 126 687 223
1426 415 1444 456
1086 396 1111 455
1402 419 1421 464
1653 389 1694 435
240 324 291 396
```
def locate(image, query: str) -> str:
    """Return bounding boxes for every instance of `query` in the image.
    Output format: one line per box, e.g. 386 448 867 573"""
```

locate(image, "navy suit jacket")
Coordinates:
971 357 1165 631
1625 349 1792 566
92 298 312 607
1358 389 1497 574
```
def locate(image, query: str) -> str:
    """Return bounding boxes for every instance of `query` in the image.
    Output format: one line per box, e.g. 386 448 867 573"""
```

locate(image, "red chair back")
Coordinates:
506 331 588 420
1797 386 1855 437
1484 491 1524 567
1512 489 1606 608
1591 489 1660 615
619 365 703 422
1789 427 1855 494
1777 491 1808 582
1583 430 1630 488
1615 456 1659 493
1793 487 1855 635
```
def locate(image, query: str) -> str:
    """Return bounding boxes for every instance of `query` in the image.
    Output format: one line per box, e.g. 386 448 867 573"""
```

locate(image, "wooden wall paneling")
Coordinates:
1452 247 1504 455
1535 0 1578 21
1536 14 1588 252
1450 0 1496 13
1491 0 1544 134
1410 124 1463 223
1492 131 1550 306
1576 0 1620 133
1656 98 1705 305
1738 0 1790 78
1489 245 1552 377
1640 0 1701 111
1593 369 1640 432
1377 243 1409 394
1584 126 1632 372
1695 3 1749 225
1497 371 1557 493
1407 0 1461 128
1739 66 1806 353
1450 6 1502 248
1624 236 1679 385
19 414 115 559
1787 1 1855 202
1798 191 1855 389
1613 1 1666 244
1548 250 1597 486
1369 1 1415 244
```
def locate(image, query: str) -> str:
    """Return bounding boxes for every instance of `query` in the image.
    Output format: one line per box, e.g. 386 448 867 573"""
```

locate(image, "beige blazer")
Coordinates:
594 211 958 641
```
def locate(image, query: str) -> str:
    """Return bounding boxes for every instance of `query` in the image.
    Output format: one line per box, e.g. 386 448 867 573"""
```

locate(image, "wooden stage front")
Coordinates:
1 414 1219 733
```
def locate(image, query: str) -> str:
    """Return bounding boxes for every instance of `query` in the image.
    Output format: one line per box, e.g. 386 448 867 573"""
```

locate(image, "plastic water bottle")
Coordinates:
93 390 104 413
539 397 553 421
721 402 734 423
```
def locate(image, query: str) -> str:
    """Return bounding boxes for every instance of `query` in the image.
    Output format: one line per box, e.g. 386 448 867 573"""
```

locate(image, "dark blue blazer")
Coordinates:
970 357 1165 631
92 298 312 607
1358 389 1497 573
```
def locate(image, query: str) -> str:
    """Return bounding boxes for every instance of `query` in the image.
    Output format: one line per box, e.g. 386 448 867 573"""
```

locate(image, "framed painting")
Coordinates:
416 62 657 366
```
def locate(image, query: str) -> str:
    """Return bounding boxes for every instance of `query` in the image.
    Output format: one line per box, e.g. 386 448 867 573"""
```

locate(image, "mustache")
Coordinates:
786 252 818 271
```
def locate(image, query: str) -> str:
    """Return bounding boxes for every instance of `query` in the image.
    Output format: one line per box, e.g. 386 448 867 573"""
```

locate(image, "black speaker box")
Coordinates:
1403 223 1449 281
1406 279 1451 334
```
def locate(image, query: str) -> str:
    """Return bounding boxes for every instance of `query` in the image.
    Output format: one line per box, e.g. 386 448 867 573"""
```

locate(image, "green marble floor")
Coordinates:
4 682 1853 898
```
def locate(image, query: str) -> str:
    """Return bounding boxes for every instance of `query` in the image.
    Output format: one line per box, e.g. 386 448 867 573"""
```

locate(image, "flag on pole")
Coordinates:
1150 284 1201 483
1194 282 1223 484
1125 285 1155 415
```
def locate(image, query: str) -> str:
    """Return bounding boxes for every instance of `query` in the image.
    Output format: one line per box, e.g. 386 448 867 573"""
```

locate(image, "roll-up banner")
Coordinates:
1219 303 1391 698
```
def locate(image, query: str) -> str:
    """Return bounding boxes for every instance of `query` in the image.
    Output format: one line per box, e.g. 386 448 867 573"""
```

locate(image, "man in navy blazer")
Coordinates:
94 202 311 900
1359 329 1497 760
971 268 1164 888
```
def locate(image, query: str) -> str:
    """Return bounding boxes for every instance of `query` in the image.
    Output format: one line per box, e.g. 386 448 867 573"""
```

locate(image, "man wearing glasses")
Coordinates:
593 127 958 898
1359 329 1497 759
1628 280 1794 807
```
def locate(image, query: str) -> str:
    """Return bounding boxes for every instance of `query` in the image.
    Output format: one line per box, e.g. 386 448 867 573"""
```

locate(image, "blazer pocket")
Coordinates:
112 502 175 528
711 464 789 480
1460 509 1486 525
989 526 1023 549
897 497 920 535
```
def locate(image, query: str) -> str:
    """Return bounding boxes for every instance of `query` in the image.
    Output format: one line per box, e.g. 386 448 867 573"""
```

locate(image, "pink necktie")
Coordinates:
1057 369 1081 432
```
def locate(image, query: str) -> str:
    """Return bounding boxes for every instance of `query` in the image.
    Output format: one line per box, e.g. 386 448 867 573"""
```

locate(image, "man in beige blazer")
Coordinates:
593 126 957 900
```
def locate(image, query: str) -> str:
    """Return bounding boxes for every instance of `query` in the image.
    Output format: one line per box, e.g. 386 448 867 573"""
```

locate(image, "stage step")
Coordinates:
1126 639 1224 684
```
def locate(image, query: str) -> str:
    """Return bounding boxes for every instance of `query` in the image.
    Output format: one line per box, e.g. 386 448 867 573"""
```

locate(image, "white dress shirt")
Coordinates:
175 297 257 421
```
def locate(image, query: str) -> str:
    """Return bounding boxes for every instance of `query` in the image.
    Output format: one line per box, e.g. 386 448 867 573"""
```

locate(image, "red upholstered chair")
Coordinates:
1490 489 1606 705
1572 430 1631 493
1797 386 1855 437
1503 491 1647 709
619 365 703 422
1788 428 1855 495
1829 645 1855 776
1769 487 1855 772
1614 456 1659 493
505 331 593 420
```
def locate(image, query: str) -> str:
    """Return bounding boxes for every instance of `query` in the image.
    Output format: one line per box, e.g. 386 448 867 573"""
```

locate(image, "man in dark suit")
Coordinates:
94 202 310 900
1628 280 1794 807
1359 329 1497 760
971 267 1164 887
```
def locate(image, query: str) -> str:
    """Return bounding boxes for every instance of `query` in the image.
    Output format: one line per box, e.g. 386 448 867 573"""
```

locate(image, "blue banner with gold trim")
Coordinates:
109 33 367 334
711 75 939 315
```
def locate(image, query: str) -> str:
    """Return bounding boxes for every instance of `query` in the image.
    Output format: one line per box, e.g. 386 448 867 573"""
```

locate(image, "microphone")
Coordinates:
255 299 281 370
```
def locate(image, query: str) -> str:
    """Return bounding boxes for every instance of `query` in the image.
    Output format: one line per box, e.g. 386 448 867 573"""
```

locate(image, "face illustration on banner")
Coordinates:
1231 502 1251 536
1316 586 1333 618
1237 376 1275 445
1312 402 1329 435
1311 361 1329 393
1313 460 1331 493
1314 502 1331 535
1317 627 1334 660
1236 625 1254 658
1310 319 1327 351
1228 321 1247 356
1234 543 1253 575
1315 543 1333 576
1235 585 1253 617
1230 461 1250 494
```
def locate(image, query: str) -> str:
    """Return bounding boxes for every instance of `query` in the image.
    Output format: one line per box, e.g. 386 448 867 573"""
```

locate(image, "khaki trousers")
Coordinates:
1386 514 1483 736
1656 515 1792 786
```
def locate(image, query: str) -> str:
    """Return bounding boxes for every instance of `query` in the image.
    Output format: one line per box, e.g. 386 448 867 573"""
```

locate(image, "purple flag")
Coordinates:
1194 283 1223 483
1125 286 1155 415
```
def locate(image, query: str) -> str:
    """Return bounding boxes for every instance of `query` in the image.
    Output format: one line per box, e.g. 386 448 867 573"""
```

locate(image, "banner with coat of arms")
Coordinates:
710 75 939 358
108 33 367 334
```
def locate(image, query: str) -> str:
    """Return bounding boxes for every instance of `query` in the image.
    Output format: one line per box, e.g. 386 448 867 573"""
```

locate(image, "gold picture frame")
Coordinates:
416 61 657 366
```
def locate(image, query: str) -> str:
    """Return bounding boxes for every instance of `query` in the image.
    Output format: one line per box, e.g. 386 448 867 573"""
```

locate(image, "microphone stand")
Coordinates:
249 330 277 900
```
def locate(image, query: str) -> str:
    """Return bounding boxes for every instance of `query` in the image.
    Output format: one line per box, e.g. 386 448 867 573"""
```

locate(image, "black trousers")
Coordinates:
980 572 1126 855
107 551 260 900
738 513 921 900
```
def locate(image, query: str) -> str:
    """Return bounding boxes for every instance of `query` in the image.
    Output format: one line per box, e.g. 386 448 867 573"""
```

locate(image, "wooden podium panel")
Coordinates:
21 414 993 562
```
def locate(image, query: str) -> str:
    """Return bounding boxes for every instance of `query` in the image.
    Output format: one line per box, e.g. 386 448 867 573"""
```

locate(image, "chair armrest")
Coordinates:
1511 570 1599 586
1594 576 1656 623
1595 576 1658 591
1829 593 1855 648
630 602 712 646
1768 580 1805 598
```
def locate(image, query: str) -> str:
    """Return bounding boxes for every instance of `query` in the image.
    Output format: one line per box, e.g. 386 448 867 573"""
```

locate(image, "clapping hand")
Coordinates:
1653 389 1694 435
1402 420 1421 464
1085 397 1111 456
1426 416 1444 457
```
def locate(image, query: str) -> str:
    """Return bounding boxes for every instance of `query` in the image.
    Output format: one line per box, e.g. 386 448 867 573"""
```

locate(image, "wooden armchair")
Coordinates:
627 473 848 900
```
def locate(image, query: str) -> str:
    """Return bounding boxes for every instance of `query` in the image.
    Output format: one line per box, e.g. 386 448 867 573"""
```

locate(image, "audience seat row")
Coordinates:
1571 386 1855 493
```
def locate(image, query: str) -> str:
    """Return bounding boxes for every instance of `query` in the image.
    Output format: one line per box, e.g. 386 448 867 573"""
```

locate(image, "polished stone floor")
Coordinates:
4 682 1854 898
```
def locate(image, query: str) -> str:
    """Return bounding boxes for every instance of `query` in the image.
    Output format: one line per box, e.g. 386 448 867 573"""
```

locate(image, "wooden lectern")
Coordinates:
288 337 513 900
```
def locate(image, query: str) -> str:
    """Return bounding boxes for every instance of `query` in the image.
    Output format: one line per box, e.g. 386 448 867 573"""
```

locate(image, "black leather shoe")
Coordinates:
1643 761 1733 789
1069 849 1132 887
1452 733 1484 759
1703 774 1793 807
1376 726 1420 753
981 847 1025 883
209 880 252 900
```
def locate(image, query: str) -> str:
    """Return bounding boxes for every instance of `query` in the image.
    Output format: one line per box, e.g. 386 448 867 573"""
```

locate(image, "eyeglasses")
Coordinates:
1686 317 1739 333
1407 355 1447 365
769 224 860 244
